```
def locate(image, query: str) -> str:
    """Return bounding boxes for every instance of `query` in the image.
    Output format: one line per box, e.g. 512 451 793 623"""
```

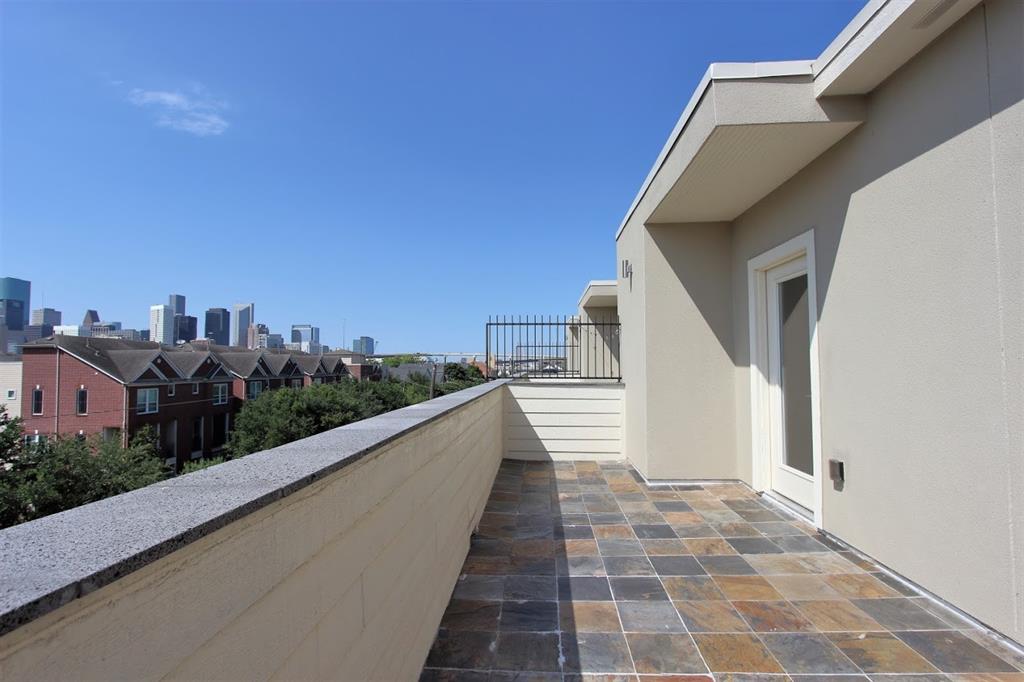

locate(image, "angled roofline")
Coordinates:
812 0 889 76
613 0 977 240
50 346 125 385
577 280 619 309
614 61 812 241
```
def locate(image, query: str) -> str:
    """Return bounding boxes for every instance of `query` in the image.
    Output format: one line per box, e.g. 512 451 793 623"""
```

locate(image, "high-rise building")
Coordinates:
53 325 92 337
0 277 31 331
257 333 284 350
204 308 230 346
291 324 320 344
139 330 151 342
173 315 198 343
23 324 54 343
149 305 174 345
232 303 254 347
169 294 186 317
353 336 375 355
91 321 122 335
291 324 321 354
246 323 269 350
31 308 61 326
82 310 100 327
91 328 141 341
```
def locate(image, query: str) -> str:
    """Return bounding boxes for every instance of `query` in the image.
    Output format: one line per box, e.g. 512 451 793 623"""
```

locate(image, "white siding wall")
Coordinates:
503 382 623 461
0 361 22 420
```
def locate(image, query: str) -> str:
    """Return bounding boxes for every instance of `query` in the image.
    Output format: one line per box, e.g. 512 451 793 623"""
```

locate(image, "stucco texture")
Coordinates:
616 0 1022 643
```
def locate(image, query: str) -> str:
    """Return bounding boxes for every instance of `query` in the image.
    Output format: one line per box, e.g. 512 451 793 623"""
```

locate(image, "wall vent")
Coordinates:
912 0 959 29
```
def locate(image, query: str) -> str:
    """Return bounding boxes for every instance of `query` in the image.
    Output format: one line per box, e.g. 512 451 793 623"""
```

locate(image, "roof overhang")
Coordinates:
813 0 983 97
617 66 865 236
615 0 978 239
577 280 618 310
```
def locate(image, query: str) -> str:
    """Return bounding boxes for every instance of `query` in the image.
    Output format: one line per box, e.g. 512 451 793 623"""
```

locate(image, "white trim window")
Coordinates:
31 388 43 415
168 383 176 397
213 383 229 405
76 387 88 415
192 382 200 395
246 380 263 400
137 388 159 415
6 389 16 400
290 379 303 389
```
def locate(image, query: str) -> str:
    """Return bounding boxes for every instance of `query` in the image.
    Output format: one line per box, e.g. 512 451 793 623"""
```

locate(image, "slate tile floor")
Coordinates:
422 460 1024 681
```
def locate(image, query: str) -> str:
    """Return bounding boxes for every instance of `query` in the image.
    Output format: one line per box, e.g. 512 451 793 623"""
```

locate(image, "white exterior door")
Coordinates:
765 256 815 511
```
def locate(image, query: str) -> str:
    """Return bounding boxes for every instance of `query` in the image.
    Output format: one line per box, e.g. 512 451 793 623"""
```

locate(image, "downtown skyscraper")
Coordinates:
204 308 230 346
149 305 174 345
231 303 254 347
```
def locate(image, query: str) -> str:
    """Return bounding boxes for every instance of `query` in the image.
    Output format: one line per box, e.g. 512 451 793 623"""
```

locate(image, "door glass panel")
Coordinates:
778 274 813 476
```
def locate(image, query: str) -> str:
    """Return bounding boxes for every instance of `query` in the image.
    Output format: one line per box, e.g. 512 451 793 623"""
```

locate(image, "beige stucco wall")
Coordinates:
616 208 648 473
729 0 1022 641
643 223 737 480
577 305 621 379
504 381 623 461
0 388 504 681
617 0 1021 642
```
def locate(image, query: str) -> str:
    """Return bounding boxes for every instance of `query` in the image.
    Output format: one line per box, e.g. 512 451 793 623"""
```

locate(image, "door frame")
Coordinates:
747 229 824 528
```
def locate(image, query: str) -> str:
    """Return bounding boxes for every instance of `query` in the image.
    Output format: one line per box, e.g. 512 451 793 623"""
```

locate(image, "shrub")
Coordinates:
182 456 226 474
0 420 166 529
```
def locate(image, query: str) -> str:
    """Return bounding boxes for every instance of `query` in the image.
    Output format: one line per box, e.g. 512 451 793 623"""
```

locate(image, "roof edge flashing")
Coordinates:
577 280 618 309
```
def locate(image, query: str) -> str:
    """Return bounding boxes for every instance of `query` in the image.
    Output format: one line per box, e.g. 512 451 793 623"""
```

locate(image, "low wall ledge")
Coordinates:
0 379 511 637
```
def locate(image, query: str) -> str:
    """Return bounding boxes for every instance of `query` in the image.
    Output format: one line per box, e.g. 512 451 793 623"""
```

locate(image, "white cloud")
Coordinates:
127 85 229 137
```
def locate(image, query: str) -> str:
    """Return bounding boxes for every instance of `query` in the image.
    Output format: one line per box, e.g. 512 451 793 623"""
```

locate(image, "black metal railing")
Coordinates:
485 315 621 380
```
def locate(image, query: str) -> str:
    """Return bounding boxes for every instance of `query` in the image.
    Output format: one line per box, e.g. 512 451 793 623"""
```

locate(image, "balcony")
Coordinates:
0 380 1021 679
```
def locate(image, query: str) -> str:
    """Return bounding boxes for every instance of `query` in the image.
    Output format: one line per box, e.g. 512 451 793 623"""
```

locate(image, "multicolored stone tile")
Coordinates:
712 575 784 601
792 599 884 632
732 600 817 633
692 633 785 673
895 631 1019 673
760 632 861 673
626 633 708 674
423 460 1022 679
674 600 752 633
827 631 939 673
559 601 622 633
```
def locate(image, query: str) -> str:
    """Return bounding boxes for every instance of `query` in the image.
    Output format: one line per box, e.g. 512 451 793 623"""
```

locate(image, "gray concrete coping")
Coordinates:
0 379 511 637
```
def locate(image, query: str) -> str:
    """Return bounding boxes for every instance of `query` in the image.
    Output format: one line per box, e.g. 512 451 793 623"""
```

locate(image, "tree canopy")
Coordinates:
0 410 166 529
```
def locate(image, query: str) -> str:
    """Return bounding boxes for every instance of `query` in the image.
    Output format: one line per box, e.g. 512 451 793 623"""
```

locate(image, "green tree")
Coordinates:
227 378 436 457
443 362 483 382
0 425 166 529
0 406 24 527
381 354 421 368
228 381 375 457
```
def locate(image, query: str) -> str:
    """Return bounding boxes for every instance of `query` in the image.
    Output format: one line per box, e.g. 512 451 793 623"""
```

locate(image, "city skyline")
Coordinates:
0 1 863 351
0 276 373 352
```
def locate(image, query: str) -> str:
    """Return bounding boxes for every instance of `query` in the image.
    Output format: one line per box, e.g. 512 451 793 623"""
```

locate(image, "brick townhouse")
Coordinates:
20 336 354 471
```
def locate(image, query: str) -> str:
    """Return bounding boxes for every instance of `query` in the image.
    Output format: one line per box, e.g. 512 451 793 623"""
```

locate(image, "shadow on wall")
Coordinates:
644 2 1015 373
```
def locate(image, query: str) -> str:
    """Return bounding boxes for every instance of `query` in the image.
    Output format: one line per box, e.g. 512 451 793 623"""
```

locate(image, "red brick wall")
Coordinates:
129 380 234 470
21 348 125 439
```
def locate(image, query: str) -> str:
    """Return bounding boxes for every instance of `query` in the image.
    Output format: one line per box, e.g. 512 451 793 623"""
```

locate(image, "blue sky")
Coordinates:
1 0 862 352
